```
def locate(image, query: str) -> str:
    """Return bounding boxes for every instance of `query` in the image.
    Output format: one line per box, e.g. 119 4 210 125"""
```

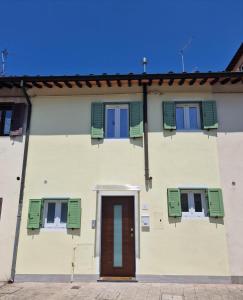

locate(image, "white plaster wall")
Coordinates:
0 97 26 281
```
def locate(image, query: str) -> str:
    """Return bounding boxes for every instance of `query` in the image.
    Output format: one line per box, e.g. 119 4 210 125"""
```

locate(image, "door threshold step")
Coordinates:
98 277 137 282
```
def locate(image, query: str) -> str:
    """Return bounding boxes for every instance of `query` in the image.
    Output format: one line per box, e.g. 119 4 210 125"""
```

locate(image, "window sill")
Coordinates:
176 129 203 132
104 138 130 141
182 216 209 220
41 227 67 232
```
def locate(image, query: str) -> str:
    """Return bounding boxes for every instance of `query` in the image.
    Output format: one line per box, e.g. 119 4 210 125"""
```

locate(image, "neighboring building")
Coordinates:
226 43 243 72
2 70 239 283
0 85 28 281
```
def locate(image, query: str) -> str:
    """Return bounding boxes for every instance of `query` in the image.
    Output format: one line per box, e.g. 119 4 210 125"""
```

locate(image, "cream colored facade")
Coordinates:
0 93 26 281
15 83 243 282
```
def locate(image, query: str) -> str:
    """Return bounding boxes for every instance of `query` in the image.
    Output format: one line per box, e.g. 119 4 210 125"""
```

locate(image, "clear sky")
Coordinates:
0 0 242 75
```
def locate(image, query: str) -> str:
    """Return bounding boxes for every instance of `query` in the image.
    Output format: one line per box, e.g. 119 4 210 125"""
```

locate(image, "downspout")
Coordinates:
143 83 152 189
10 80 32 282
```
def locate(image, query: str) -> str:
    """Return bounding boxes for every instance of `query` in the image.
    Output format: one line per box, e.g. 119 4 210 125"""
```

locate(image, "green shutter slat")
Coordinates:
91 103 104 138
163 102 176 130
129 102 143 138
167 188 181 217
27 199 42 229
67 199 81 229
208 189 224 217
202 101 218 129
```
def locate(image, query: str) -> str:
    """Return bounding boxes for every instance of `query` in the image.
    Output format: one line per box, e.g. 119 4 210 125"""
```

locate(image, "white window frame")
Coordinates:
180 190 207 218
176 103 201 131
43 199 68 228
105 104 129 139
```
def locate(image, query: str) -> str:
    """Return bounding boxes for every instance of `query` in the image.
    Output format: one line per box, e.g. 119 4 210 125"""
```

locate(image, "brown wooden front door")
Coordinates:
101 196 135 277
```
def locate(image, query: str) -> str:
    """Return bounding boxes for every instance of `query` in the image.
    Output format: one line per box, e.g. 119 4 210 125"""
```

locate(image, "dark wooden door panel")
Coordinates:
101 196 135 277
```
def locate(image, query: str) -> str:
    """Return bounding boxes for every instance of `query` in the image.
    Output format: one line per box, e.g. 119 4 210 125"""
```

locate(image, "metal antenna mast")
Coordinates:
1 49 8 76
179 37 193 72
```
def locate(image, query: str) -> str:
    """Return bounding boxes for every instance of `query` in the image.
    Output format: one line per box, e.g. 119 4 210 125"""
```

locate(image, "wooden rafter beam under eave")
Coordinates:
64 81 72 88
43 82 53 88
96 80 101 87
220 78 231 85
138 79 142 86
32 82 43 88
158 79 163 86
148 79 153 86
75 81 82 88
117 80 122 87
128 79 132 87
106 80 112 87
199 78 208 85
178 78 185 85
86 81 92 88
53 82 63 88
231 78 241 84
168 79 174 86
210 78 219 85
189 78 196 85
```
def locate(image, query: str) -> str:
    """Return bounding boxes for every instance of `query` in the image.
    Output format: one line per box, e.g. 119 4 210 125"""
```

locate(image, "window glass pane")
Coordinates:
60 202 68 223
176 107 185 129
106 109 115 138
47 203 56 223
4 110 12 135
119 108 128 138
194 193 202 212
181 193 189 212
189 107 199 129
113 205 122 267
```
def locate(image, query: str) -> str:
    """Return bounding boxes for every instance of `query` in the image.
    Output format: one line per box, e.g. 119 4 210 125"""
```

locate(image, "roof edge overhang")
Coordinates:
0 71 242 89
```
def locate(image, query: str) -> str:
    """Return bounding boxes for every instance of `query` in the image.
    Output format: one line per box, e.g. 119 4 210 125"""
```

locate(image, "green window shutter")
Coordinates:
207 189 224 217
129 102 143 138
202 101 218 129
67 199 81 229
163 102 176 130
91 103 104 138
167 188 181 217
27 199 42 229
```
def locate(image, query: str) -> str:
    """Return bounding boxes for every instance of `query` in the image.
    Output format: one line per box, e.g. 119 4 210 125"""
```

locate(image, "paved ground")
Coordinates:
1 282 243 299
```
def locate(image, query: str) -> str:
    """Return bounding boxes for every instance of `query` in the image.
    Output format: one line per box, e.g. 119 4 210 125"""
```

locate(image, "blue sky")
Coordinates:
0 0 242 75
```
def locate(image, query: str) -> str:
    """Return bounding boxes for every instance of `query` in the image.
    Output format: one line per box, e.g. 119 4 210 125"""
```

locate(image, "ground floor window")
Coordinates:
43 200 68 228
180 190 207 218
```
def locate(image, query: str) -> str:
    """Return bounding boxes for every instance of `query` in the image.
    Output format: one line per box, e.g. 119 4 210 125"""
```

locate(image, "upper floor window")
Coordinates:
105 104 129 139
0 106 13 136
43 200 68 228
181 190 207 218
176 103 201 130
240 64 243 72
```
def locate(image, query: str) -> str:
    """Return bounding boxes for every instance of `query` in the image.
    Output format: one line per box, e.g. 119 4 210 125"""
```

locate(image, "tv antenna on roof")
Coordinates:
179 37 193 72
1 49 8 76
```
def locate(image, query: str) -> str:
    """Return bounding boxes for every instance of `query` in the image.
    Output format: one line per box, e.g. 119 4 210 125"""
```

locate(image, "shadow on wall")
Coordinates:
27 229 81 237
29 98 243 136
168 217 224 227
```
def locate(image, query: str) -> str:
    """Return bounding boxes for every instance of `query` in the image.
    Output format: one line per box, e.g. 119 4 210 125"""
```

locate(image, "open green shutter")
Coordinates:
202 101 218 129
207 189 224 217
67 199 81 229
167 189 181 217
129 102 143 138
163 102 176 130
27 199 42 229
91 103 104 138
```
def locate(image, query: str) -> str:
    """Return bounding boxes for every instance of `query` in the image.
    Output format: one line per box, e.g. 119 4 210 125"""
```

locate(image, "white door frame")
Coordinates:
94 185 140 276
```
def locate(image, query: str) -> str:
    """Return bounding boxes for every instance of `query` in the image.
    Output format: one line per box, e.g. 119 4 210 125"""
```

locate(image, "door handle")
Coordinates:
130 228 134 232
